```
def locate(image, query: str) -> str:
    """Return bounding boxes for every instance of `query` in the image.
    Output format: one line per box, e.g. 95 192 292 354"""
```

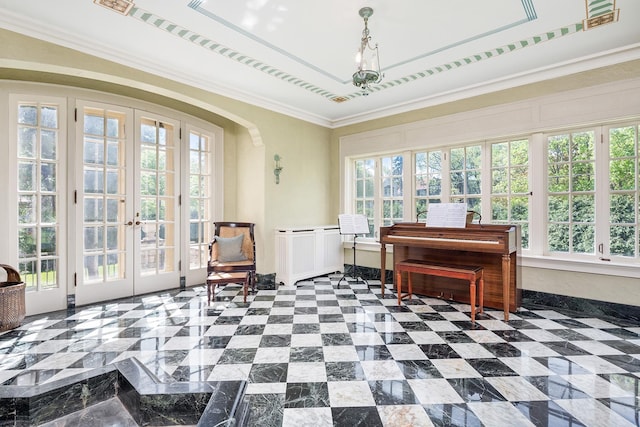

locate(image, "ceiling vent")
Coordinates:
93 0 135 15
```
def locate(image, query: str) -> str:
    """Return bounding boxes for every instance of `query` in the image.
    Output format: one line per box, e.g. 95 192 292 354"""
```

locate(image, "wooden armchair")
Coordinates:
208 222 256 292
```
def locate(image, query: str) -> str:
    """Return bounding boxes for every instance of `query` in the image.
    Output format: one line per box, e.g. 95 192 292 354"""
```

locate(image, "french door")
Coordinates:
75 101 180 305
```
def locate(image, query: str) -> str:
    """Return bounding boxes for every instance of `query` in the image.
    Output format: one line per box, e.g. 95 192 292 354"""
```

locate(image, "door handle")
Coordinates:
126 221 133 226
135 221 141 225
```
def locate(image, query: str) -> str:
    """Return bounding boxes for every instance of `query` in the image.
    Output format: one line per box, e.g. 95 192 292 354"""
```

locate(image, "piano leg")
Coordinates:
502 254 510 321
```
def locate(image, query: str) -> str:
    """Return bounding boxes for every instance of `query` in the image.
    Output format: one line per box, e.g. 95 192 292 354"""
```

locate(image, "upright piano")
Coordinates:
380 222 520 320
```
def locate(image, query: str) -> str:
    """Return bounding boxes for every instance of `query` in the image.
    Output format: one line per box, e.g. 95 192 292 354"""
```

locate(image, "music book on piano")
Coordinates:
426 203 468 228
338 214 369 235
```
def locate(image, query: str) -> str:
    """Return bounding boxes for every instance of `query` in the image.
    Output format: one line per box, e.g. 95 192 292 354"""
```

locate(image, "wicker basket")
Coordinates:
0 264 26 332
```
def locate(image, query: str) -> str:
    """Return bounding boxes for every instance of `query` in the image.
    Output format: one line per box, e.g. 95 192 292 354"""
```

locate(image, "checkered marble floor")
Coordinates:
2 275 640 426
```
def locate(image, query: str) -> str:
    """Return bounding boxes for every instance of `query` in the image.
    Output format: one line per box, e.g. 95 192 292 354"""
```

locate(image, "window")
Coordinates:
605 124 639 260
414 150 443 222
546 130 596 255
381 155 404 227
188 130 212 270
450 145 482 212
354 158 375 237
491 139 530 249
15 101 63 290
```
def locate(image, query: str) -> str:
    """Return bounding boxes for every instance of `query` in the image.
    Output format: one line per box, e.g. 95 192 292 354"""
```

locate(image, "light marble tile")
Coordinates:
430 359 482 378
565 355 628 374
485 376 550 401
377 404 435 427
319 323 349 334
350 332 385 346
518 328 566 342
361 360 405 380
509 341 561 357
263 324 293 335
570 340 625 356
423 321 460 332
556 397 636 427
226 335 262 349
449 343 496 359
254 347 290 364
468 401 536 427
290 333 323 347
178 349 224 366
407 331 446 345
407 379 465 404
207 363 252 381
204 324 238 336
239 315 269 325
327 381 376 407
323 345 360 362
386 344 428 360
573 328 623 341
562 373 634 398
498 357 554 376
464 330 506 343
282 407 332 427
287 362 327 382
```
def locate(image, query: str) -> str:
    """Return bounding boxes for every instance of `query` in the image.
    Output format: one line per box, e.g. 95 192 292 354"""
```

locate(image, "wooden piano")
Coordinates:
380 222 520 320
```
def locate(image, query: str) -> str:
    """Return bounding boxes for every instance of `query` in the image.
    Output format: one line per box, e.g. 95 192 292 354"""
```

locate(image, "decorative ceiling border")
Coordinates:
126 1 618 105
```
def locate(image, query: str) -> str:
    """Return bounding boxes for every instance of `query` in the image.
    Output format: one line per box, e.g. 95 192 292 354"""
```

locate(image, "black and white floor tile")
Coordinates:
1 274 640 426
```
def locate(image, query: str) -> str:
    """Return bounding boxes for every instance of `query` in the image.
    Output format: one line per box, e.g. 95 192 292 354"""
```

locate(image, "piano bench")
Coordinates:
395 260 484 323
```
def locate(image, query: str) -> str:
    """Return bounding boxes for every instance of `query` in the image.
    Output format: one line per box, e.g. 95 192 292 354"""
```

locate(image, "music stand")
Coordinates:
337 214 369 286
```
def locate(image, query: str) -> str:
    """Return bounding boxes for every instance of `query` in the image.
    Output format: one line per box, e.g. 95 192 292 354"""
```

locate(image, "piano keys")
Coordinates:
380 222 521 320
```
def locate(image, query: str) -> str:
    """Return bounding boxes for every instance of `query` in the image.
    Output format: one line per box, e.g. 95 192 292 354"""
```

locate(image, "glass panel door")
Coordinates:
134 113 180 294
75 102 134 305
10 95 67 314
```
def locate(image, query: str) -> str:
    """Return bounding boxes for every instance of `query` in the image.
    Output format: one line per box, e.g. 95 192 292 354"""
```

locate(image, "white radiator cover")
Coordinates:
275 225 344 286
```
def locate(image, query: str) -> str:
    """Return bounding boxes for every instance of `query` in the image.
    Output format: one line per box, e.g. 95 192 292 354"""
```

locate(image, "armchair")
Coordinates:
208 222 256 292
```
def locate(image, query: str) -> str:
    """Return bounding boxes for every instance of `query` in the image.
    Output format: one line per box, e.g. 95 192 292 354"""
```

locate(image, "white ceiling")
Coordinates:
1 0 639 127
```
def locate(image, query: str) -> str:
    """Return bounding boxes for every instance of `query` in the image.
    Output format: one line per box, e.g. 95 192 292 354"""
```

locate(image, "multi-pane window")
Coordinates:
607 125 639 259
450 145 482 212
491 139 530 248
16 102 61 290
547 130 596 255
414 150 442 222
381 155 403 227
354 159 375 237
188 131 212 270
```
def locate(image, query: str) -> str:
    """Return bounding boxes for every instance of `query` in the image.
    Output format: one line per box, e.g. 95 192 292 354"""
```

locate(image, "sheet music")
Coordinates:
338 214 369 235
426 203 468 228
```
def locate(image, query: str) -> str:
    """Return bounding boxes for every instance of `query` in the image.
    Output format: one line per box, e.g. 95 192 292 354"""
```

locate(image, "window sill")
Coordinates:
343 241 640 278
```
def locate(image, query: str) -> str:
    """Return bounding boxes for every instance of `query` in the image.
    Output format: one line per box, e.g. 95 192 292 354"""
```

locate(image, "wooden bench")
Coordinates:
395 260 484 323
206 271 250 305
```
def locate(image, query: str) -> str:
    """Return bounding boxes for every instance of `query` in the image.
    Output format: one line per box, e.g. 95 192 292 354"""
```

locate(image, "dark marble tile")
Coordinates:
68 352 121 369
201 335 231 348
525 375 591 399
294 307 318 314
385 305 412 313
359 300 383 306
539 341 591 356
292 323 320 334
368 380 420 405
284 382 329 408
395 359 443 379
218 348 257 364
267 315 294 324
325 361 366 381
422 403 482 427
379 332 414 345
356 345 393 361
128 337 167 351
253 295 276 301
418 344 461 359
245 393 285 427
289 346 324 363
399 321 431 331
602 328 640 339
316 300 340 307
318 314 345 323
505 319 539 329
340 306 365 314
436 331 475 343
417 313 447 321
491 329 535 342
321 333 353 346
331 406 383 427
214 316 243 325
175 325 209 337
447 378 506 402
260 334 291 347
466 358 518 377
369 312 395 322
171 364 213 382
480 342 521 357
547 329 592 341
514 400 587 426
249 363 288 383
234 324 266 335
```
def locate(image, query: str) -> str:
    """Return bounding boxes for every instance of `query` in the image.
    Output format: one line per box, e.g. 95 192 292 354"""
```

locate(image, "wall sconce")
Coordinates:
274 154 283 184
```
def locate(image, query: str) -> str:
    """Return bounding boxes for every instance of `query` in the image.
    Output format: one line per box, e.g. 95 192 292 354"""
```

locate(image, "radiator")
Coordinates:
275 225 344 286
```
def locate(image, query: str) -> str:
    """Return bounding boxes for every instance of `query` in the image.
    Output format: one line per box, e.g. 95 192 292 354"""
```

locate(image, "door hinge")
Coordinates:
74 107 77 122
178 194 181 206
74 273 77 287
74 190 77 204
178 260 181 271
